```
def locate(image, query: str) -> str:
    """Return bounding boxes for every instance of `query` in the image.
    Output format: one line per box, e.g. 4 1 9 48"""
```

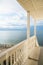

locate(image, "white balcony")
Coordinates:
0 36 40 65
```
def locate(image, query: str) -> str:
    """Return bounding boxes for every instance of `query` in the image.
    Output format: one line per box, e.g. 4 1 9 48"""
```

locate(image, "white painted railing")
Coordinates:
0 36 39 65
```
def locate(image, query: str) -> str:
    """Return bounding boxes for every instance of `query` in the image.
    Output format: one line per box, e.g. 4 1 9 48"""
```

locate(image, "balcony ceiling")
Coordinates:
17 0 43 20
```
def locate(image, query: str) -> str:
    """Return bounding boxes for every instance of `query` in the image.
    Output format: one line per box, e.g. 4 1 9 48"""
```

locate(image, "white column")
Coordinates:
27 11 30 39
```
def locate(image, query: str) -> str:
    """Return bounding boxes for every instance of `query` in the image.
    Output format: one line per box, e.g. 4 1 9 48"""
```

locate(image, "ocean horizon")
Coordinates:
0 25 43 46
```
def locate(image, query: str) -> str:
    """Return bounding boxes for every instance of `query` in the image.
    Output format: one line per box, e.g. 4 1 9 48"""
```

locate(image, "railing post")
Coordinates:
14 54 15 64
1 62 3 65
27 11 30 39
10 55 12 65
6 53 8 65
6 59 8 65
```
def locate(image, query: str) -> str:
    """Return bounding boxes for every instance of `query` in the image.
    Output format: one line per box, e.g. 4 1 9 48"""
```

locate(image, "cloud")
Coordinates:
0 13 27 28
0 0 26 14
36 20 43 26
0 0 34 29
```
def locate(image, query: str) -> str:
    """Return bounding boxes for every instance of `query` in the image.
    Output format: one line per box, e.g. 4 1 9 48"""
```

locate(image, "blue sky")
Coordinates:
0 0 43 29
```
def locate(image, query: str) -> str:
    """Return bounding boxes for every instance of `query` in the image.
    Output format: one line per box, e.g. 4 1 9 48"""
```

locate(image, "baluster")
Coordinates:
1 62 3 65
10 55 12 65
6 53 8 65
14 53 15 65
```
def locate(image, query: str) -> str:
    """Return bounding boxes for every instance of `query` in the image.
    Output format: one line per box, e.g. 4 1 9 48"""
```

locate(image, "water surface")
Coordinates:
0 26 43 46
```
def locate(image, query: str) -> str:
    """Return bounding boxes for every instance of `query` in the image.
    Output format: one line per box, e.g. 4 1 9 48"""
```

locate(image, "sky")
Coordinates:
0 0 26 29
0 0 43 29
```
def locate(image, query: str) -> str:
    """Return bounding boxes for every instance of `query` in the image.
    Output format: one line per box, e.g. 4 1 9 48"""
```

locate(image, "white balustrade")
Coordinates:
0 36 39 65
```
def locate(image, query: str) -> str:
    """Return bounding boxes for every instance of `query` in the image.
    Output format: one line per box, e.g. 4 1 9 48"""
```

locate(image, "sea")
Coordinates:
0 26 43 46
30 26 43 46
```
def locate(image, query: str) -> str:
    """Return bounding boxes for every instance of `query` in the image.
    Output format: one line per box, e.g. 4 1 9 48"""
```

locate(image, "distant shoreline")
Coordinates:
0 25 43 31
0 28 27 31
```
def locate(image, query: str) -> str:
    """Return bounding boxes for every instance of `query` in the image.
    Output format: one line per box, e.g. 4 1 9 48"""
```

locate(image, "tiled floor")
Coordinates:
23 47 43 65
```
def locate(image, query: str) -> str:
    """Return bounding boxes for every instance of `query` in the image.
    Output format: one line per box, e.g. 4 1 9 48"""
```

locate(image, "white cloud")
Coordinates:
0 0 35 29
0 0 27 29
0 0 26 14
36 20 43 26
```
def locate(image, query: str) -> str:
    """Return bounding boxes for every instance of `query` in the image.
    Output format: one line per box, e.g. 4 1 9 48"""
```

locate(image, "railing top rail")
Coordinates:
0 39 26 58
0 36 36 58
